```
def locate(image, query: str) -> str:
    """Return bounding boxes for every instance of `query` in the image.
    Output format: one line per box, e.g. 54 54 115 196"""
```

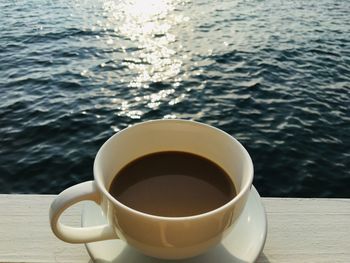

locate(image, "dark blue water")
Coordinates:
1 0 349 197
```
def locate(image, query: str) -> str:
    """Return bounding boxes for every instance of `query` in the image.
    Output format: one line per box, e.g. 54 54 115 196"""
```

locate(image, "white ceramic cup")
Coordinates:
49 119 253 260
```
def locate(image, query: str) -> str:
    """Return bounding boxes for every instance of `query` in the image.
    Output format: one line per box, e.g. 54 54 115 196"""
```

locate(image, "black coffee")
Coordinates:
109 151 236 217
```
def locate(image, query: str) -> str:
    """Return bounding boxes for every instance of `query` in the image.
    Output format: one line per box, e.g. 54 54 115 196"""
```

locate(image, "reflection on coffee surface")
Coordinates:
109 151 236 217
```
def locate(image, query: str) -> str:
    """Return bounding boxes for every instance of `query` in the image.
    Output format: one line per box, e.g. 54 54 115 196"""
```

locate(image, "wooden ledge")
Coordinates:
0 195 349 262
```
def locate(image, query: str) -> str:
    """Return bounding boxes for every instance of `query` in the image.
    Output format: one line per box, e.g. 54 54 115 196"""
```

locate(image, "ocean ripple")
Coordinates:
0 0 349 196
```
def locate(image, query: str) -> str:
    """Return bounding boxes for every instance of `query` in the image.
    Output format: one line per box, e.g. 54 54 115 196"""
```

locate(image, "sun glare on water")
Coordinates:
99 0 188 119
122 0 172 19
102 0 183 85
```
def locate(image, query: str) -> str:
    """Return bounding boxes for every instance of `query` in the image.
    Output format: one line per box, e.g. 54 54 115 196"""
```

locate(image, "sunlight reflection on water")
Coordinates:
99 0 189 119
102 0 183 85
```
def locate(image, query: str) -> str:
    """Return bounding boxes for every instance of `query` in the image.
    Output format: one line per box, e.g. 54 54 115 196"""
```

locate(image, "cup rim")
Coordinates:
94 119 254 221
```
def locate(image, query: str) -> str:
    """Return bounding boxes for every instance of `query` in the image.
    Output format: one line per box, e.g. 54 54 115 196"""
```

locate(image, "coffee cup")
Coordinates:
49 119 253 259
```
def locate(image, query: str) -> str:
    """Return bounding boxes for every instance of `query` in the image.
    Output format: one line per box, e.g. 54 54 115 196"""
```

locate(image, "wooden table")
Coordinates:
0 195 349 262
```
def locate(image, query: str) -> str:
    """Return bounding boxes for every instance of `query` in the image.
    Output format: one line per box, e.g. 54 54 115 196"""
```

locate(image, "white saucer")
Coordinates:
82 186 267 263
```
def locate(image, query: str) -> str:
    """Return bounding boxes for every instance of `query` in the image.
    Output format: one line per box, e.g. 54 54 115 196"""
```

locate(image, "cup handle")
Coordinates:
49 181 118 243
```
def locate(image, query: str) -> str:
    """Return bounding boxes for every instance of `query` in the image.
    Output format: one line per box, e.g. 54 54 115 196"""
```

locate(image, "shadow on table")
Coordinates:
256 253 271 263
88 244 271 263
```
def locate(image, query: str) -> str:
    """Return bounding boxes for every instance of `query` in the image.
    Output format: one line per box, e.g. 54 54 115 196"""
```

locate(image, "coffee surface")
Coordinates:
109 151 236 217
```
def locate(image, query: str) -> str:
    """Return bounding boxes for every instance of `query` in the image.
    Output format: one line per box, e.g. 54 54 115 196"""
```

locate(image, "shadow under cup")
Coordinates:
94 120 253 260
